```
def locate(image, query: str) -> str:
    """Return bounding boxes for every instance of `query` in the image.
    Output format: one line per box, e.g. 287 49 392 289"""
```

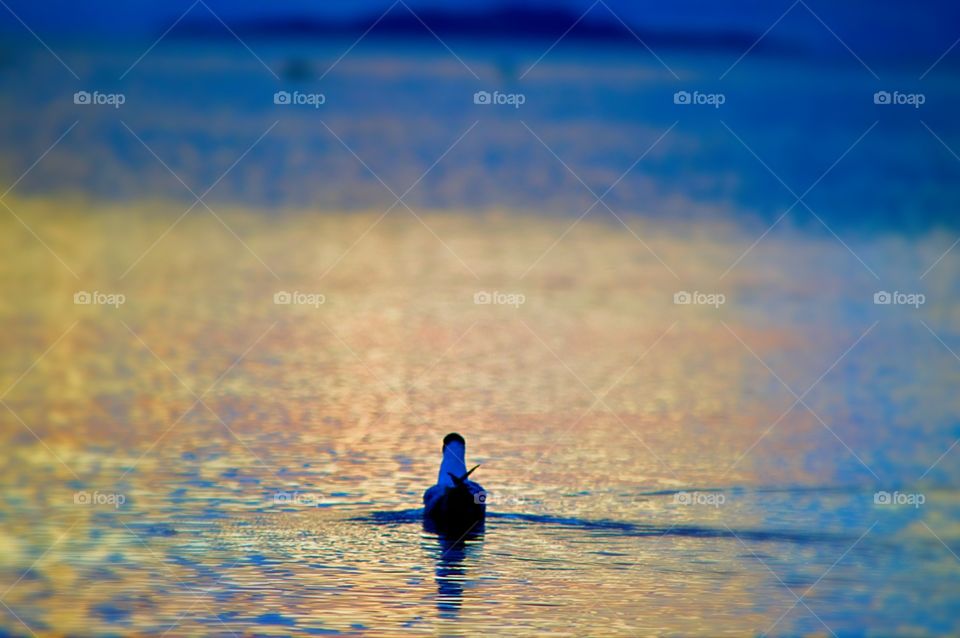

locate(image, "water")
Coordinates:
1 39 959 636
2 39 959 229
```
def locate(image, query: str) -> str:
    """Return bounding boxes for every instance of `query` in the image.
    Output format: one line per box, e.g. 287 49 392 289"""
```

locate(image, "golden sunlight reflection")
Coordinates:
1 196 959 635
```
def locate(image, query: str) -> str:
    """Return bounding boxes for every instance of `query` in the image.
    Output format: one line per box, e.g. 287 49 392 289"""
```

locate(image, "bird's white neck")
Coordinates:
437 442 467 487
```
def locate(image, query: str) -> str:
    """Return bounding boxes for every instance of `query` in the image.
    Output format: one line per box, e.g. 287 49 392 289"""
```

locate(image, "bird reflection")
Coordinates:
428 526 484 620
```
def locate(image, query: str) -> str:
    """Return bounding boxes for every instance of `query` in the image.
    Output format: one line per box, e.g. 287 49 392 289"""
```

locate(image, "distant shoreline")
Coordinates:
168 6 794 56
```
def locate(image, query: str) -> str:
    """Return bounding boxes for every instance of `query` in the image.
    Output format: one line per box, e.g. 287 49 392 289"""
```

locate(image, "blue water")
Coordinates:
0 39 958 232
2 34 960 636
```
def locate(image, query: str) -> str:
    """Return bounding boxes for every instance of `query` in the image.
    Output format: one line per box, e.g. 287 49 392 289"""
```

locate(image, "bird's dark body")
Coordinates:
423 481 486 536
423 432 486 537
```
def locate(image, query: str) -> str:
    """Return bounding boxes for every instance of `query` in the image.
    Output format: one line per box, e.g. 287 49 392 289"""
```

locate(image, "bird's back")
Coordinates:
423 480 485 535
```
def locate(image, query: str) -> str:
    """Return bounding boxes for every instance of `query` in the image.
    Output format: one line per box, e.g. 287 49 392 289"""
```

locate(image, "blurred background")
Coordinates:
1 1 959 636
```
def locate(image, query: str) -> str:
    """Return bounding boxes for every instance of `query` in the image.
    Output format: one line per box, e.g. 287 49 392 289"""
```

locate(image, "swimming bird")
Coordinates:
423 433 486 535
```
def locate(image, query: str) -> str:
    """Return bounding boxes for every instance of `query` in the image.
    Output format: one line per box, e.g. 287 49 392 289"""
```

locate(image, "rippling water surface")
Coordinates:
1 41 960 636
2 205 959 636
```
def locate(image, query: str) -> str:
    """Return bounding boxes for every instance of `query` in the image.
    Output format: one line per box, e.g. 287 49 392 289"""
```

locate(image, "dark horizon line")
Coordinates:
166 5 796 55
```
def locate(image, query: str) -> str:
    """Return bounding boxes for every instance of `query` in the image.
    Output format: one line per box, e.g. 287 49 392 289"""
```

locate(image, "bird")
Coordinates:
422 432 486 536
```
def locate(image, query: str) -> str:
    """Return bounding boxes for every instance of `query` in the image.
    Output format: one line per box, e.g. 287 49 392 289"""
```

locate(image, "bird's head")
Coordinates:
438 432 479 486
